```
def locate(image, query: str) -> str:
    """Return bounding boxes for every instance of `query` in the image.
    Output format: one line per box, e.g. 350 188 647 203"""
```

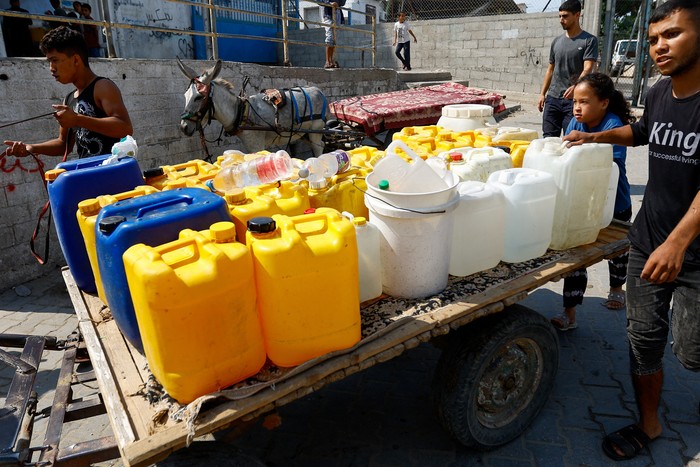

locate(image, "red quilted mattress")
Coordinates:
329 82 506 136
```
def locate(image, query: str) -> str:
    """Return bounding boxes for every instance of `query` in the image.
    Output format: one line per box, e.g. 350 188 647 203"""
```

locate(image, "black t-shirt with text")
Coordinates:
630 78 700 267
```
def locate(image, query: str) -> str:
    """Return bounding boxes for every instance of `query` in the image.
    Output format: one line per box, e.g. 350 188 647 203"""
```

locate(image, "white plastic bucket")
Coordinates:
486 168 557 263
366 194 459 298
522 138 613 250
437 104 497 131
366 170 459 209
450 181 506 277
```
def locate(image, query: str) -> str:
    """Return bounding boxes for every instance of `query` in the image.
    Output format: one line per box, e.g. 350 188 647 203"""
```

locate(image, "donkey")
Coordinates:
178 58 327 157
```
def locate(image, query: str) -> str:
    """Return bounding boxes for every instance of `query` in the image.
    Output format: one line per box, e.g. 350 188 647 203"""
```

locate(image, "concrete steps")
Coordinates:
397 70 469 88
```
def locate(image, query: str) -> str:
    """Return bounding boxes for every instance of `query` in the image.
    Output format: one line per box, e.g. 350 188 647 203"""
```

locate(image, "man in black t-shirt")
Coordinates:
565 0 700 461
3 26 132 159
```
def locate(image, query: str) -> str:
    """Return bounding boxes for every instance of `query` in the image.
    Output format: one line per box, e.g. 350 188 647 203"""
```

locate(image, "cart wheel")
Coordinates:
432 304 559 450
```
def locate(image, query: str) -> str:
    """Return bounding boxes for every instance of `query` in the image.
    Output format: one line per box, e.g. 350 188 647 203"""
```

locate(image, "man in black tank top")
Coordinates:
3 26 132 159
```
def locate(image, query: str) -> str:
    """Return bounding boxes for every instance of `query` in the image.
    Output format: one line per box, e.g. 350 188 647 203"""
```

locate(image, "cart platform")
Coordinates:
64 221 629 466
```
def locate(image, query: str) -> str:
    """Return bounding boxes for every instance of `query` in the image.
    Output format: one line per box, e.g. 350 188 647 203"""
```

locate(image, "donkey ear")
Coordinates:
177 56 198 80
200 59 222 85
211 60 223 80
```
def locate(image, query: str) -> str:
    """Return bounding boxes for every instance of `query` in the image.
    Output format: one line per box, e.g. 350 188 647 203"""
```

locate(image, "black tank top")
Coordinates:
64 77 120 158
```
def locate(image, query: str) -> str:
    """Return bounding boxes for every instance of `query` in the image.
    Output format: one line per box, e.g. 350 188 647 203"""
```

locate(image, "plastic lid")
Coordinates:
44 168 66 181
352 216 367 226
98 215 126 234
442 104 493 119
224 189 246 204
298 167 310 179
247 216 276 234
77 199 101 216
210 221 236 243
378 179 390 190
143 167 165 179
449 152 463 162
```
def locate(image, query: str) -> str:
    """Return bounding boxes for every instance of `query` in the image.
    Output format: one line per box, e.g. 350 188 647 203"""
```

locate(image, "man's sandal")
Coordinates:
550 313 577 331
603 291 626 310
602 424 655 461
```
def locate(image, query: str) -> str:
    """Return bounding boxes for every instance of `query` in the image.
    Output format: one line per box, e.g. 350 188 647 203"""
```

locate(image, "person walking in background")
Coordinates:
393 12 417 71
550 73 633 331
564 0 700 460
320 0 345 69
538 0 598 137
81 3 101 57
3 26 132 159
3 0 36 57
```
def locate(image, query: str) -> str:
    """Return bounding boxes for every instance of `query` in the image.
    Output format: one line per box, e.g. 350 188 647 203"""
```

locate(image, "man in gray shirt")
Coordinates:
538 0 598 137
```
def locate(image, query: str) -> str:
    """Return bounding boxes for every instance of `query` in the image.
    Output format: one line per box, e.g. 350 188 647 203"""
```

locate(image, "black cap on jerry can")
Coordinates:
247 216 276 234
143 167 165 178
98 215 127 234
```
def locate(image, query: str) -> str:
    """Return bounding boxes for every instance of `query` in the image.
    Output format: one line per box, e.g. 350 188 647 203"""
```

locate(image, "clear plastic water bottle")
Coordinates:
298 150 351 183
212 150 294 193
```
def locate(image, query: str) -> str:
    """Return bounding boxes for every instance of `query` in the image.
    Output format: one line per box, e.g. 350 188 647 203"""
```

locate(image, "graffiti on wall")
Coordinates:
520 46 542 67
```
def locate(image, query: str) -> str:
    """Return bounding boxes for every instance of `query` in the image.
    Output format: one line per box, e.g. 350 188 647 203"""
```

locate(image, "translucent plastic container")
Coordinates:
365 194 459 298
600 162 620 229
123 222 265 403
369 140 450 196
486 168 557 263
213 150 294 192
437 104 497 131
76 185 159 303
46 154 143 293
351 216 382 303
246 209 361 367
444 147 513 183
473 126 539 144
522 139 613 250
450 181 506 277
96 188 231 352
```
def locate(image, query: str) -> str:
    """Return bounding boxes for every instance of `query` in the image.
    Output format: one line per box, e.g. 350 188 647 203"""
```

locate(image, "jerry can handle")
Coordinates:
112 185 158 202
284 210 332 236
468 147 495 157
135 195 193 219
154 234 208 269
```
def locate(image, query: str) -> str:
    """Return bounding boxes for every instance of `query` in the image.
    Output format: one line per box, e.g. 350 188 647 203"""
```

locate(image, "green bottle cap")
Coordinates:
378 179 390 190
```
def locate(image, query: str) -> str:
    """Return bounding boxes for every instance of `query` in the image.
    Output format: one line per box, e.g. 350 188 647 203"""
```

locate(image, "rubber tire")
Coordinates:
432 304 559 450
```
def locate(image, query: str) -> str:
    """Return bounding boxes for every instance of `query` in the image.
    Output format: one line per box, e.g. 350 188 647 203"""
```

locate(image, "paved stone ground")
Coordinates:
1 103 698 466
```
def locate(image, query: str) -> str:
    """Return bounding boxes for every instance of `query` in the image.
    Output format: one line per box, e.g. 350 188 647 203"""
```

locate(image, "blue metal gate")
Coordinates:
193 0 299 63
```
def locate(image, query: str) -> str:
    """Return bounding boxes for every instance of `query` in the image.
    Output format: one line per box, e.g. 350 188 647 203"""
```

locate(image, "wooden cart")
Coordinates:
60 221 629 466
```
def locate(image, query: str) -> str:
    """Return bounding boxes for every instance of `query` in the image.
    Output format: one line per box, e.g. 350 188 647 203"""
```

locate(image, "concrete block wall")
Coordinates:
0 58 399 290
286 12 558 95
